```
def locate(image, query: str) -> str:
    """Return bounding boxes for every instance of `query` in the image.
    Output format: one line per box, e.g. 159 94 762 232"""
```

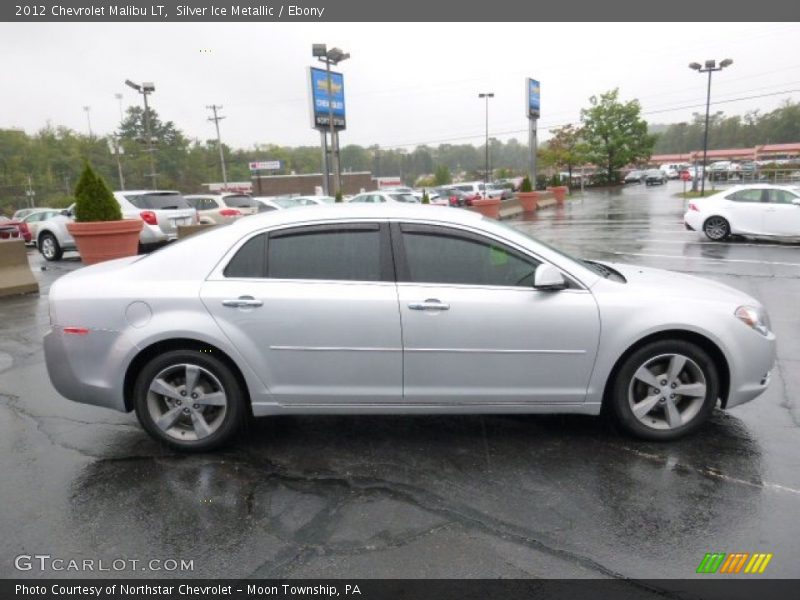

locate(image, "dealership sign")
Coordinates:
527 78 540 119
248 160 282 171
309 66 346 130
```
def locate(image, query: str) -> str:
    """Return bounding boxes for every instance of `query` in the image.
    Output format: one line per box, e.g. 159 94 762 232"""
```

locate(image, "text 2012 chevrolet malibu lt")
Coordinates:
44 205 776 451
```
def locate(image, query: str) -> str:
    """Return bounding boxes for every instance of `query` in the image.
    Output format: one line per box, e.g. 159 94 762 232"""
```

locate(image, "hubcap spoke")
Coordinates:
190 410 213 439
184 365 201 395
634 366 660 388
666 355 687 384
150 378 183 401
196 391 226 407
675 382 706 398
633 393 661 419
664 398 682 428
155 406 183 431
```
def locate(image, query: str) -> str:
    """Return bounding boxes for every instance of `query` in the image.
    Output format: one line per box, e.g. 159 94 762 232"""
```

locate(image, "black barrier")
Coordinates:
3 580 800 600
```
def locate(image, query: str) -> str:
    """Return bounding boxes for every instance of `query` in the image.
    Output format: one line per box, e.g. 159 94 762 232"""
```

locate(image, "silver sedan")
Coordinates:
44 205 776 451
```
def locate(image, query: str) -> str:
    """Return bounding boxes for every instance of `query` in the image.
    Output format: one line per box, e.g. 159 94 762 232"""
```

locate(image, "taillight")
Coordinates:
219 208 241 217
688 202 699 212
63 326 90 335
140 210 157 225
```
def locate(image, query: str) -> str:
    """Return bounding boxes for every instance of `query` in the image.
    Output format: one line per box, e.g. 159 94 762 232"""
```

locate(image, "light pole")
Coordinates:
313 44 349 196
689 58 733 196
114 93 124 124
125 79 157 188
478 92 494 196
83 106 92 137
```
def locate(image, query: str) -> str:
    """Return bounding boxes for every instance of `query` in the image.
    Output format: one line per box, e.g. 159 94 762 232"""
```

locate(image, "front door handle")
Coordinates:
222 295 263 308
408 299 450 311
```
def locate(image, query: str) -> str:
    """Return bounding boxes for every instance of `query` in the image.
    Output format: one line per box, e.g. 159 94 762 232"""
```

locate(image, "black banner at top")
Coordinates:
1 0 798 22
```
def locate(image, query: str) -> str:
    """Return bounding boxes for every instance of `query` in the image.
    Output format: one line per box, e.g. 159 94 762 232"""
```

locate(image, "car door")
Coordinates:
393 223 600 405
762 189 800 237
200 222 402 405
724 188 766 234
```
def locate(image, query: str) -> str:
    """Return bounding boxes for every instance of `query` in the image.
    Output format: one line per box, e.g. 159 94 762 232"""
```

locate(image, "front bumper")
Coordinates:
724 327 777 409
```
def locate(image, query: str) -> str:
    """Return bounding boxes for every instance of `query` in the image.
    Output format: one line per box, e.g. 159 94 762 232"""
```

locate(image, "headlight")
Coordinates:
735 305 770 336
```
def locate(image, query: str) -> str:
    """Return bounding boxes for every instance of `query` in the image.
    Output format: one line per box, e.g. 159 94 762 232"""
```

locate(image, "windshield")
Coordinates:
223 195 258 208
125 192 190 210
273 197 304 208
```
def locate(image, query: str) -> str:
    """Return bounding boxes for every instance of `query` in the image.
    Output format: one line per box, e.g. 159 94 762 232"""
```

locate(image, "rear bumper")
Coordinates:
44 327 132 412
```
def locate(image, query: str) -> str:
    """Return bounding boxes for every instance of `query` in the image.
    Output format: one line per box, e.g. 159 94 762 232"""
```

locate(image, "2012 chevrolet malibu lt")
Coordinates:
44 205 776 451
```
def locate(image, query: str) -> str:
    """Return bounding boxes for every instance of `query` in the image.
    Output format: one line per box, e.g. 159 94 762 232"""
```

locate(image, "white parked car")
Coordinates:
21 208 61 244
684 184 800 241
450 182 505 200
348 191 420 204
36 190 197 261
43 204 776 451
184 193 260 224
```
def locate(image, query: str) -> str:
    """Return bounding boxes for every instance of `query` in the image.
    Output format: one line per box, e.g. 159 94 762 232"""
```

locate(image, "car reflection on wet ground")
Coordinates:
1 181 798 581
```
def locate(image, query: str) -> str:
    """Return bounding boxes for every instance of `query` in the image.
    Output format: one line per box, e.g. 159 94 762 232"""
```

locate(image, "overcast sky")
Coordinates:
2 22 799 150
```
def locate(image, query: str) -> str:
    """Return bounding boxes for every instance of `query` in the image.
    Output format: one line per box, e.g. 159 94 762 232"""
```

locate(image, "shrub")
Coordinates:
421 190 430 204
335 190 343 203
549 173 562 187
74 163 122 222
520 176 533 193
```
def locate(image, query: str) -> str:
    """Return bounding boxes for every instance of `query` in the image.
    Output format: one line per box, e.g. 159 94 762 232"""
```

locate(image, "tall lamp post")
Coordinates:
478 93 494 197
83 106 93 137
125 79 157 188
689 58 733 196
313 44 349 196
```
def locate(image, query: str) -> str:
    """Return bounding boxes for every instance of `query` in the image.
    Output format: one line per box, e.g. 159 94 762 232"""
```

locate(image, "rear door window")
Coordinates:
223 195 259 209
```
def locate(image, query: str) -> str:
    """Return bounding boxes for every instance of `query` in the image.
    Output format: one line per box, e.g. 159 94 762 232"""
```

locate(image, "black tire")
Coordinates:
133 349 247 452
608 339 719 441
39 232 63 261
703 216 730 241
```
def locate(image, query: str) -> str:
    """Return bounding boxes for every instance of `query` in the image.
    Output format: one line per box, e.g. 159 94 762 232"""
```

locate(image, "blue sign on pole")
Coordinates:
527 78 540 119
309 66 346 130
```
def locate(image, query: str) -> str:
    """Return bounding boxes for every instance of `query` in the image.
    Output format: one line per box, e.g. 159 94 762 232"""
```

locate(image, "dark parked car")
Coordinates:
624 170 646 184
644 169 668 186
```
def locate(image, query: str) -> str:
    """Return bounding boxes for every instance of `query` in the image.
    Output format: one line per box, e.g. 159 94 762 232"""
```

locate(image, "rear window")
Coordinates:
223 195 258 209
125 192 190 210
389 193 419 203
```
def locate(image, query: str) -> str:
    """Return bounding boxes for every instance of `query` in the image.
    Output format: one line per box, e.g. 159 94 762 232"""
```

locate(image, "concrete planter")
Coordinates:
66 219 144 266
177 223 217 240
470 197 502 219
548 186 569 203
517 191 539 212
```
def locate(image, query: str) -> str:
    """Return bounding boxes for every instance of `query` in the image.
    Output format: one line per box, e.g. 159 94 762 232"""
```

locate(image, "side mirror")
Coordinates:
792 198 800 206
534 264 567 291
60 209 72 217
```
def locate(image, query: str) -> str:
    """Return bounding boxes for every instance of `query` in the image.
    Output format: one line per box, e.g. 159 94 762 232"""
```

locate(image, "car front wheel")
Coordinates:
609 340 719 441
703 216 730 241
133 349 247 452
39 233 63 261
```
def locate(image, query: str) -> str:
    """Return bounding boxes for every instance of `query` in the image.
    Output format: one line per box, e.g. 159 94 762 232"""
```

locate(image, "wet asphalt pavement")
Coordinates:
0 182 798 582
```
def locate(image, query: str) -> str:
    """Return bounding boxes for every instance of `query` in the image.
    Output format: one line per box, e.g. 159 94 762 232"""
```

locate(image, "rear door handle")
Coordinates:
222 295 263 308
408 299 450 311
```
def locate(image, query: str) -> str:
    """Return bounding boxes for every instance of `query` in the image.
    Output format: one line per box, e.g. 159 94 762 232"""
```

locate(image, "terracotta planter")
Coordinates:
67 219 144 265
470 197 502 219
548 186 569 203
517 191 539 212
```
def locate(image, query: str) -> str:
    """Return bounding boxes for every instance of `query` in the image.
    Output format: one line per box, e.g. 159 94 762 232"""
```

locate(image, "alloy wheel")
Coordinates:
627 353 707 430
704 217 729 240
146 363 228 441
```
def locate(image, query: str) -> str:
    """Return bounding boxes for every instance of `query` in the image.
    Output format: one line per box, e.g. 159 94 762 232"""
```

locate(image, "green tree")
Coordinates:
581 89 655 183
433 164 452 185
73 162 122 222
538 124 589 185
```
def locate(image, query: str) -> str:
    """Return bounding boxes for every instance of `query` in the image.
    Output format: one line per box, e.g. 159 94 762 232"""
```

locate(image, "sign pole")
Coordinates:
320 130 330 196
529 117 538 185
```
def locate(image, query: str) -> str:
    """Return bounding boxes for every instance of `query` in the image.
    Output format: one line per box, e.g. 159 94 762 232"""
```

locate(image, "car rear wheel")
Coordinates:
39 233 63 261
703 216 730 241
133 350 246 452
609 340 719 441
